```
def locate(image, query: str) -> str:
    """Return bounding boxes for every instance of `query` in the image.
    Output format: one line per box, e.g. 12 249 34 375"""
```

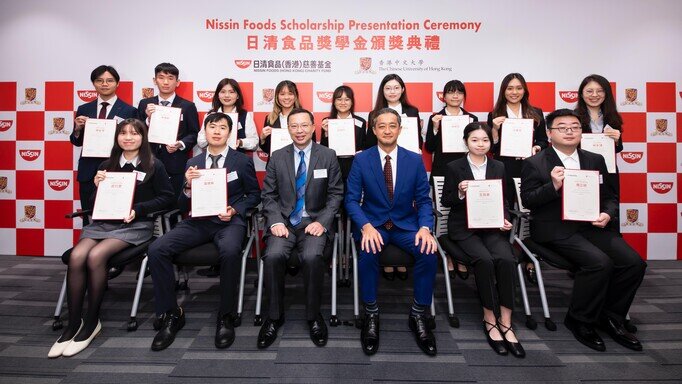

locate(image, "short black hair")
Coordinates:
443 80 466 98
463 122 493 142
154 62 179 78
372 107 402 126
546 108 581 129
90 65 120 83
204 112 232 131
287 108 314 125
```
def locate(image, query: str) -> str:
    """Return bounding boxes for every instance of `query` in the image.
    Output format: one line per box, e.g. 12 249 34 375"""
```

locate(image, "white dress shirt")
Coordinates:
97 95 117 118
377 145 398 190
553 146 581 169
118 154 140 168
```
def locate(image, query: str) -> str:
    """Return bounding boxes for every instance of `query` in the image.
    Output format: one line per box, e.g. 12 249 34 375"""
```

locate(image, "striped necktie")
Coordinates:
289 150 306 226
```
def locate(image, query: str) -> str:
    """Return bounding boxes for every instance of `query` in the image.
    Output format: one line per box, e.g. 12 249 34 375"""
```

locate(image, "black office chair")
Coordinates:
52 209 168 332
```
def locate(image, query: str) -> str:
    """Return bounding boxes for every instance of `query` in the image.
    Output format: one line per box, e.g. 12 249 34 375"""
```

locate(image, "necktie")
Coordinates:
384 155 394 230
121 162 135 172
208 154 222 169
160 100 170 106
289 151 306 226
98 102 109 119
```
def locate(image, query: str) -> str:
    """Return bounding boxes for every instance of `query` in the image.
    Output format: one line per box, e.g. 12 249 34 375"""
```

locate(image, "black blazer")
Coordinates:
425 107 479 177
441 156 510 241
520 148 618 243
70 99 137 182
137 95 199 175
486 106 548 178
364 105 422 150
179 149 261 228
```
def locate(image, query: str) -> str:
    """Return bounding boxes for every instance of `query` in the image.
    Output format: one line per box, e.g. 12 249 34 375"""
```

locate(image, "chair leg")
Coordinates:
128 255 148 332
254 256 264 326
237 234 255 328
516 263 536 330
435 238 459 328
330 233 340 327
351 241 361 328
530 255 556 331
52 274 67 331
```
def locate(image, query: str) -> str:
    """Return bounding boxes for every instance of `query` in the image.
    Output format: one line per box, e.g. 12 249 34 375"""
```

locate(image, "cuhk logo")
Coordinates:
355 57 375 74
197 91 215 103
317 92 333 103
436 92 444 102
620 152 643 163
0 120 13 132
261 88 274 103
141 87 155 98
20 150 41 161
235 60 252 69
77 90 98 102
20 204 40 222
621 88 642 106
559 91 578 103
651 182 673 194
48 179 69 191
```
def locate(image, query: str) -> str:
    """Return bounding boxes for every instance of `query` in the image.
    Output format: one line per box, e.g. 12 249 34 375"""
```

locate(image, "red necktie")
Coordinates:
384 155 393 230
98 102 109 119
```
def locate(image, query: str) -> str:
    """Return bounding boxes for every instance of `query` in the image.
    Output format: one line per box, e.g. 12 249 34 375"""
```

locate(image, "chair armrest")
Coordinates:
432 208 443 218
146 209 174 219
65 209 92 219
509 209 531 220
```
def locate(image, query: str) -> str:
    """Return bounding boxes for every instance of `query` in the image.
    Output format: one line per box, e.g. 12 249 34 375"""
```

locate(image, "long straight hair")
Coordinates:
328 85 355 118
104 118 155 176
267 80 301 125
575 74 622 130
369 73 417 126
209 78 246 114
491 73 541 124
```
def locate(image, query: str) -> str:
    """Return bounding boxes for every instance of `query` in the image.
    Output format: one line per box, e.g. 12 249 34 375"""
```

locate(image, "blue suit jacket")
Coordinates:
178 148 261 227
70 98 137 182
345 145 433 236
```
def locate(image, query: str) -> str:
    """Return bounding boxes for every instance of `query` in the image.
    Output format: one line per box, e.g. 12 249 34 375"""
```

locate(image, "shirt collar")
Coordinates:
119 154 140 168
98 95 117 107
293 141 313 157
553 146 579 163
388 103 403 115
378 145 398 161
206 146 230 163
159 93 176 105
444 108 463 116
466 153 487 169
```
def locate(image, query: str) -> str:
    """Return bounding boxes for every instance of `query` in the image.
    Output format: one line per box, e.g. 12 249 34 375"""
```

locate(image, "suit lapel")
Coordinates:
106 99 121 119
223 149 237 173
460 157 475 180
306 143 320 186
285 145 296 191
393 148 409 205
369 147 391 205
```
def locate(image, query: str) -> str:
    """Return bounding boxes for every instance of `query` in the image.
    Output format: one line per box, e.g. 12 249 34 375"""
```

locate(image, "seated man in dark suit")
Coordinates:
148 113 261 351
345 108 439 356
259 108 344 349
70 65 137 224
137 62 199 197
520 108 646 352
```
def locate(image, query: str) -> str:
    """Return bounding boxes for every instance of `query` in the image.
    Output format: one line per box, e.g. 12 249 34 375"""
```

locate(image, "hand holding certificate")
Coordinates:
398 116 420 154
466 179 505 229
82 119 117 158
441 115 472 153
500 118 534 158
191 169 227 218
148 105 181 145
562 169 600 221
92 172 137 220
327 119 356 156
581 134 616 173
270 128 294 155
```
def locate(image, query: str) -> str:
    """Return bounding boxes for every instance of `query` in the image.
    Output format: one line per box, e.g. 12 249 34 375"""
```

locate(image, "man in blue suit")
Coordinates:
345 108 438 356
70 65 137 224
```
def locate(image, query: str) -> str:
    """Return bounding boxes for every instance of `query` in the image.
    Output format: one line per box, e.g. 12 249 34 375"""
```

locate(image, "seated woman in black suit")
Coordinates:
49 118 174 358
441 122 525 358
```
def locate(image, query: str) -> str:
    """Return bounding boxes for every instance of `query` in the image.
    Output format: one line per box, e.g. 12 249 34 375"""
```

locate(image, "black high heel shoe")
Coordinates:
483 320 507 355
498 320 525 358
455 264 469 280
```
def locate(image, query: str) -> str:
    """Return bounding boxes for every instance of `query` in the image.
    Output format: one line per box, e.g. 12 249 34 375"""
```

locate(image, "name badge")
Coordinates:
180 113 184 122
227 171 238 182
113 116 124 124
599 174 603 184
314 169 328 179
133 171 146 181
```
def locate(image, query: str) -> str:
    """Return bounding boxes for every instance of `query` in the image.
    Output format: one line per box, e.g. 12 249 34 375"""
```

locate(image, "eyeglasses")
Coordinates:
583 89 605 96
94 78 117 85
289 123 312 131
550 125 581 133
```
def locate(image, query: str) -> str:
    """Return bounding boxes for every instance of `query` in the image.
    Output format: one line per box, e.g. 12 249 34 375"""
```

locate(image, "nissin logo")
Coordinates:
620 152 643 164
48 179 70 191
317 92 333 103
651 182 673 194
77 90 98 102
197 91 215 103
234 60 252 69
19 150 41 161
559 91 578 103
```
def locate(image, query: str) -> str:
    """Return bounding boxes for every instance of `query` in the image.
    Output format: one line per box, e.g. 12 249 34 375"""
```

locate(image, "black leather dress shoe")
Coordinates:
381 269 395 281
287 266 300 276
151 307 185 351
396 269 409 281
257 317 285 349
308 313 328 347
524 264 537 285
483 320 507 355
215 313 236 349
409 314 437 356
107 266 124 280
361 313 380 355
600 316 642 351
498 321 525 358
564 316 605 352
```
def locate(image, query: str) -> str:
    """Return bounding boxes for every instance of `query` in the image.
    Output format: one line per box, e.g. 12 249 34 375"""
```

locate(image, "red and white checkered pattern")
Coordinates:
0 80 679 258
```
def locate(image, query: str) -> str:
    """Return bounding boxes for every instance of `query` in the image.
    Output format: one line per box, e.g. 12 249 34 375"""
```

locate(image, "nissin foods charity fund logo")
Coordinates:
651 182 673 194
235 60 252 69
317 92 333 103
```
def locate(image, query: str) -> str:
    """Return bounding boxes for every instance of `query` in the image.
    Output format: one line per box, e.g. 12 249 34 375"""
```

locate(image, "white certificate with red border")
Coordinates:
148 105 181 145
441 115 472 153
398 117 420 154
327 119 356 156
191 168 227 218
562 169 600 222
270 128 293 155
500 118 534 158
92 172 136 220
466 179 505 229
581 134 616 174
82 119 116 158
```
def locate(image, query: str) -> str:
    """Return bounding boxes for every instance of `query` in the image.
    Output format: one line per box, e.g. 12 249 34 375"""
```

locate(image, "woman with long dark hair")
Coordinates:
259 80 301 155
49 118 174 358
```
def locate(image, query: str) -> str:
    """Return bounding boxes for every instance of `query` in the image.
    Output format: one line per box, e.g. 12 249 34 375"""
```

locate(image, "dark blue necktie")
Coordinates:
289 150 306 226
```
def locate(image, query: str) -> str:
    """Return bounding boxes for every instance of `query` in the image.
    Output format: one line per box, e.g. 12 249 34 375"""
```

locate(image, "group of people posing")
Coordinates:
49 63 646 360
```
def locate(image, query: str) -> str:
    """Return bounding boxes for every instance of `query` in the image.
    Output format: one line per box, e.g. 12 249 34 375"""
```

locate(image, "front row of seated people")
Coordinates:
50 108 645 359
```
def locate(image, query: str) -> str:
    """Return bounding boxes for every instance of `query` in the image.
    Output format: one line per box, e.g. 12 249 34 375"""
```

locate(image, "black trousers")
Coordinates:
539 227 646 324
148 219 246 317
263 218 329 321
453 231 516 311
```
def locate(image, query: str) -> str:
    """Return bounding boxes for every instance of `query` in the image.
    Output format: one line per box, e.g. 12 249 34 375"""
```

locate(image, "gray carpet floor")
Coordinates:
0 255 681 383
